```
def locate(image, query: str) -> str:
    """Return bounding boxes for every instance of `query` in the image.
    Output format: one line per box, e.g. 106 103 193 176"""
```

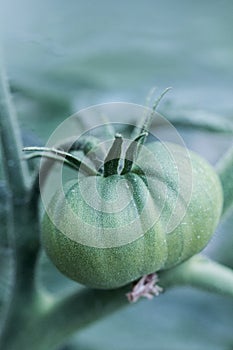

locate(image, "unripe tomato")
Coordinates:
42 139 223 289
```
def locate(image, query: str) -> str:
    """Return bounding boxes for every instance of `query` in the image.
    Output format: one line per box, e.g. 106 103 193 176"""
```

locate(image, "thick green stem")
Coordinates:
39 287 129 350
0 55 29 197
52 256 233 341
0 287 128 350
0 55 43 348
0 197 42 348
12 200 41 283
0 54 41 263
0 181 11 247
0 288 52 350
159 255 233 298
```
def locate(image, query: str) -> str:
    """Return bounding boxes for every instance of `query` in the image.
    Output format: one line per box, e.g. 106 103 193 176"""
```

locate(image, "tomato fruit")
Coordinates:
42 131 223 289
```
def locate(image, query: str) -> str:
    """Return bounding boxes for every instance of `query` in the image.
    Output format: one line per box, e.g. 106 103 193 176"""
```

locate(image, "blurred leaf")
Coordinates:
159 107 233 134
2 0 233 120
75 288 233 350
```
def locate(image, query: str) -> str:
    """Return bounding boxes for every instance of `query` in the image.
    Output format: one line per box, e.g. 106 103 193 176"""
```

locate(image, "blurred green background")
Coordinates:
0 1 233 349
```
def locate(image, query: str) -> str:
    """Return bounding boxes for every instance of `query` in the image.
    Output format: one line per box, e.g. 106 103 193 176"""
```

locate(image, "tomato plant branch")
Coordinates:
22 255 232 350
0 197 43 350
0 204 43 340
0 55 30 197
0 56 41 267
0 56 42 349
0 181 10 247
159 255 233 298
39 287 129 350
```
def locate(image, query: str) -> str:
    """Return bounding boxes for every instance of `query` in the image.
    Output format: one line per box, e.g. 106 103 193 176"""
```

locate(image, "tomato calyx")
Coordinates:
22 146 99 176
103 133 123 177
121 131 148 175
23 88 172 178
103 131 149 177
23 131 149 178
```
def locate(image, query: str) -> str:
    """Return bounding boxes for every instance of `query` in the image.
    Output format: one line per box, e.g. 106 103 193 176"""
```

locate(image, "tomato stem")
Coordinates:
0 53 30 196
103 134 123 176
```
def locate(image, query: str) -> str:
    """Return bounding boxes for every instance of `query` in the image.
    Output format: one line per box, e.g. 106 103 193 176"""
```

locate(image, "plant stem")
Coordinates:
41 287 129 350
0 195 43 348
0 54 29 197
159 255 233 298
0 54 40 263
0 286 129 350
0 55 42 349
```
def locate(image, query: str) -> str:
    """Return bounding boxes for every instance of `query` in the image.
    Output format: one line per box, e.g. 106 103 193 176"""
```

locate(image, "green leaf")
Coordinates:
216 145 233 216
75 289 233 350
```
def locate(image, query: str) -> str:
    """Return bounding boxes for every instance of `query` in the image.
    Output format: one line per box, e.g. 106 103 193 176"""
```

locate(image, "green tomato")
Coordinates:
42 138 223 289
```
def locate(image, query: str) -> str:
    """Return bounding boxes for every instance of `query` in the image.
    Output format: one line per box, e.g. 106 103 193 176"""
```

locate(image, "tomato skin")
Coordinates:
42 173 166 289
42 142 223 289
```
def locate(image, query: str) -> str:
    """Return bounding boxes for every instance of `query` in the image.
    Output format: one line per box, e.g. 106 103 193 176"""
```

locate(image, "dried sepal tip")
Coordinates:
126 273 163 303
